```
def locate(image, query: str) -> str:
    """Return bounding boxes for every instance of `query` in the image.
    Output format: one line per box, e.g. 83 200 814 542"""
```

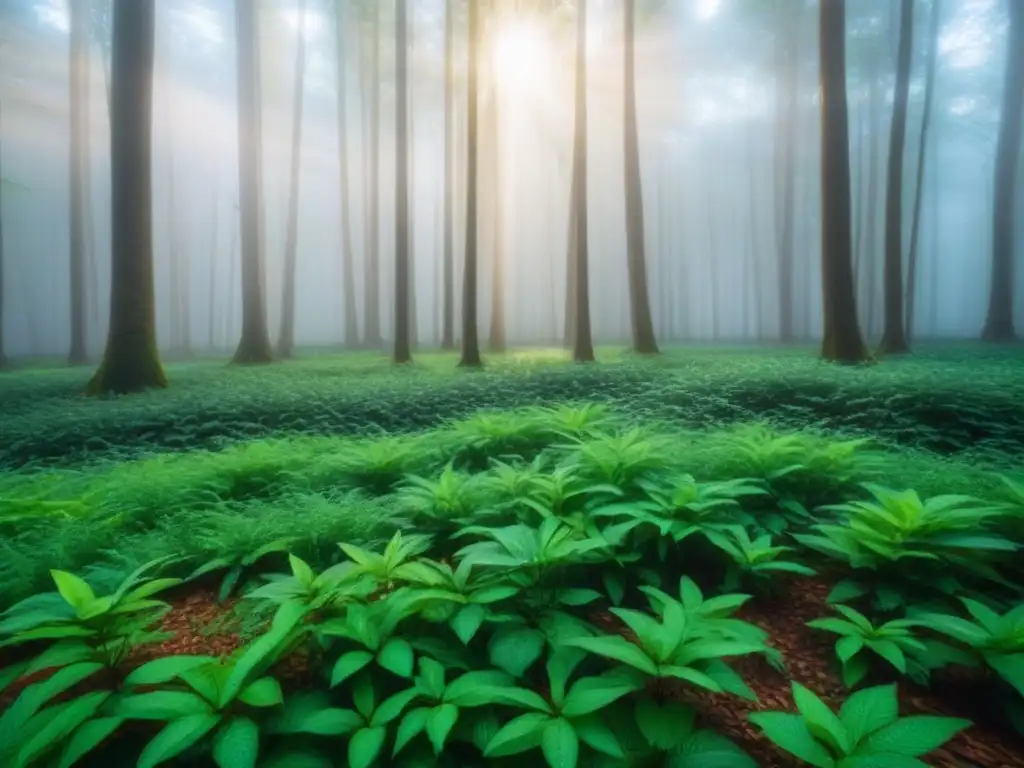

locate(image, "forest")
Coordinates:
0 0 1023 766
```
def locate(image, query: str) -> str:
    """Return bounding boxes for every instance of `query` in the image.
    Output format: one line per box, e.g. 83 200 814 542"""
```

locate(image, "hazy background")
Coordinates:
0 0 1020 358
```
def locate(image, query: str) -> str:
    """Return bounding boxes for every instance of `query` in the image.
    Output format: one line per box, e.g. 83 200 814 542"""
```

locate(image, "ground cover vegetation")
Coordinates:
0 347 1023 767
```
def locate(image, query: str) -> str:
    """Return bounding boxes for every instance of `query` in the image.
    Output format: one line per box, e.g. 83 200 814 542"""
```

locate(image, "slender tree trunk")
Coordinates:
364 2 383 347
571 0 594 362
879 0 913 354
277 0 308 359
746 124 765 339
226 201 238 344
981 1 1023 341
408 8 419 350
563 170 578 347
441 0 456 349
207 184 218 350
231 0 273 364
622 0 658 354
393 0 412 364
861 57 882 339
87 0 166 394
775 3 799 342
334 1 359 347
819 0 867 363
68 0 89 365
906 0 941 341
488 84 506 353
458 0 482 368
0 99 7 368
167 146 182 351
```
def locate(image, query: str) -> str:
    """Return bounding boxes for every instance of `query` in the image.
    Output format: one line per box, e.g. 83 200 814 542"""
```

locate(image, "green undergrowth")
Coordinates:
2 345 1024 469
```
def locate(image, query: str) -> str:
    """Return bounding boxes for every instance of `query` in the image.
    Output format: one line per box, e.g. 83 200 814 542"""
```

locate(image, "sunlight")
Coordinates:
695 0 722 22
491 18 551 91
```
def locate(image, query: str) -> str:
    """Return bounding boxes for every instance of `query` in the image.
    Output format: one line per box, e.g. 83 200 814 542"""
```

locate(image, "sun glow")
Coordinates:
491 19 552 90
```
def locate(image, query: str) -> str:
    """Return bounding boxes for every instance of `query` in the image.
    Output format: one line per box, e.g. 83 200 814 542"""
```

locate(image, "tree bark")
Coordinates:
458 0 482 368
364 2 383 348
906 0 941 341
167 146 182 351
87 0 166 394
441 0 455 350
231 0 274 364
879 0 913 354
570 0 594 363
393 0 412 364
487 79 506 354
981 0 1023 342
818 0 867 364
0 99 7 368
333 1 358 348
622 0 658 355
861 55 882 339
277 0 308 359
774 3 799 342
563 170 578 347
68 0 89 365
207 183 218 350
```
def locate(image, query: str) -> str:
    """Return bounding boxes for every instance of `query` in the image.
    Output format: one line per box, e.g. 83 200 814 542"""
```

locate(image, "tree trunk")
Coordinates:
981 1 1023 342
746 124 765 339
207 184 218 350
861 55 882 339
488 83 506 353
571 0 594 362
0 99 7 368
458 0 482 368
167 146 182 351
334 0 359 348
906 0 941 341
563 170 578 347
364 2 383 347
393 0 412 364
819 0 867 364
879 0 913 354
277 0 307 359
231 0 273 364
68 0 89 365
441 0 455 350
775 3 799 342
87 0 166 394
622 0 658 355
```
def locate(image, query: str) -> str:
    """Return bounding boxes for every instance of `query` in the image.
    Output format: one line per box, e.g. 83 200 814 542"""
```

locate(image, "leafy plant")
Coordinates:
750 682 970 768
395 464 482 531
340 531 434 589
559 429 678 492
187 537 295 603
244 554 374 610
703 525 816 590
807 605 928 688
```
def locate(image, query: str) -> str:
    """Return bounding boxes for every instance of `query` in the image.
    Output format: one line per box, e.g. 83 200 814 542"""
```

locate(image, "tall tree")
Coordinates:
364 2 383 347
487 64 506 354
879 0 913 354
458 0 482 368
441 0 456 350
905 0 941 341
167 146 191 355
774 2 799 341
622 0 658 354
981 0 1023 342
818 0 867 363
334 0 359 347
207 182 218 350
393 0 412 364
0 99 7 369
232 0 274 364
570 0 594 362
278 0 308 359
68 0 89 364
87 0 166 394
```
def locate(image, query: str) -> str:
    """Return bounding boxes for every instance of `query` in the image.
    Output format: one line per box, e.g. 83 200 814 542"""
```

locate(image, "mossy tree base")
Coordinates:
981 322 1018 343
231 341 274 365
86 350 168 396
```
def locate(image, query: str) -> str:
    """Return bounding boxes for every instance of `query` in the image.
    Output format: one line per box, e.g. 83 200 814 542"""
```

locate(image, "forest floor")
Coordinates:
1 343 1024 766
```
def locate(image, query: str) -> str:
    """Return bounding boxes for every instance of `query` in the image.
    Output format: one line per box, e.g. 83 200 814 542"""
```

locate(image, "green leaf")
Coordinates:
561 674 640 718
238 677 283 708
666 729 757 767
857 716 971 757
839 685 899 747
57 716 123 768
485 712 550 757
793 682 849 755
348 726 388 768
51 571 97 612
572 713 624 758
563 635 657 675
109 691 215 720
219 601 305 707
138 714 222 768
489 627 546 677
842 655 870 690
807 618 863 638
371 688 420 727
828 581 867 605
841 755 929 767
125 656 217 687
542 717 579 768
866 640 906 673
986 653 1024 698
393 707 429 756
836 637 864 663
289 555 316 589
636 699 694 751
212 717 260 768
444 670 518 707
15 691 111 768
558 589 603 607
0 662 104 742
749 712 836 768
378 638 415 678
331 651 375 688
426 704 459 754
450 604 487 645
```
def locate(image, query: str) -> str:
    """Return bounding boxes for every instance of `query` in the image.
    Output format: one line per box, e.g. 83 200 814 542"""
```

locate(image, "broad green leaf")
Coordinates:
749 712 836 768
393 707 429 756
378 638 415 678
288 555 316 589
561 674 640 718
137 714 222 768
866 640 906 673
636 699 694 751
51 571 96 613
219 601 306 707
238 677 283 708
444 670 518 706
793 683 849 755
986 653 1024 698
485 712 551 757
450 604 486 645
489 627 546 677
212 717 259 768
331 650 375 688
348 726 387 768
124 656 216 687
666 729 757 767
542 717 579 768
57 716 123 768
558 589 603 606
15 691 110 768
371 688 420 727
857 716 971 757
839 685 899 747
572 713 624 758
563 635 657 675
109 691 215 720
426 704 459 754
0 663 105 741
836 636 864 663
